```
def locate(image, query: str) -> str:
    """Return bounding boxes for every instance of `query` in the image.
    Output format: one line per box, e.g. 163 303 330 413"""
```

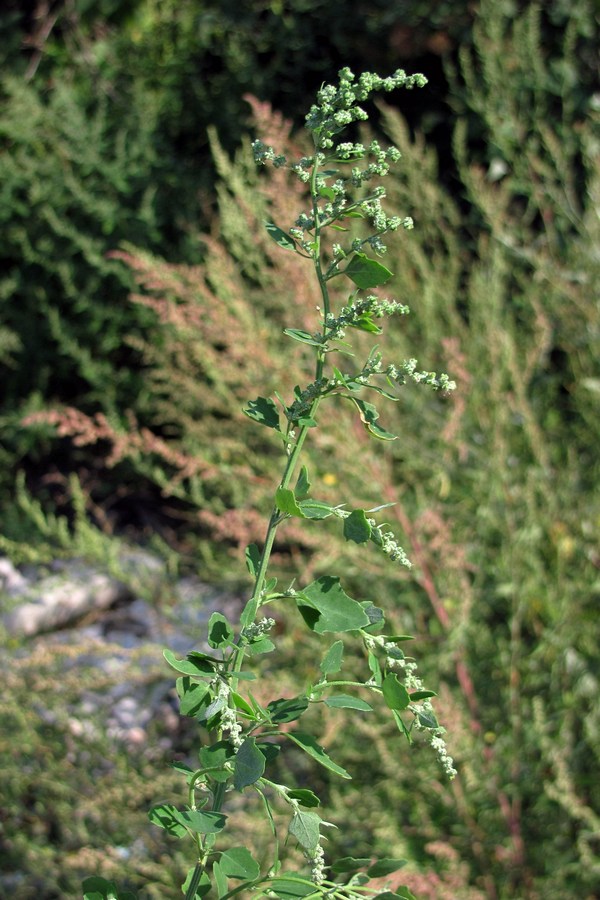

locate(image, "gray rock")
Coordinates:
2 565 133 637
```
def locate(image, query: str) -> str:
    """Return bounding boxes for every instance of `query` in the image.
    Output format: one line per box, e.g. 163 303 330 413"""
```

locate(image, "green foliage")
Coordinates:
1 1 599 898
77 67 456 900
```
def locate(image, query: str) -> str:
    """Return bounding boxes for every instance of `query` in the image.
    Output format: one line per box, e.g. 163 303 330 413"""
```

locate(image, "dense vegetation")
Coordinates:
1 1 598 897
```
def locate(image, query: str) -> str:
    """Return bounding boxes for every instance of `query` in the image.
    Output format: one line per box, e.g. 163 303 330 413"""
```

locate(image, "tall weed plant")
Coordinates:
81 68 460 900
9 1 600 896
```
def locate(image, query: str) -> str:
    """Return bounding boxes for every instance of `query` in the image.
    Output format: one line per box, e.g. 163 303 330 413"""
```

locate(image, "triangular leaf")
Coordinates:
343 509 372 544
163 649 215 677
265 221 297 252
296 576 370 634
177 678 209 717
219 847 261 881
234 737 266 790
208 612 234 649
199 740 235 783
324 695 373 712
330 857 371 875
243 397 281 431
245 543 260 577
289 810 321 852
367 858 408 877
297 499 334 519
283 328 324 347
382 673 410 711
295 465 311 499
267 878 318 898
288 732 351 779
320 640 344 675
345 252 393 289
276 487 305 517
268 696 310 724
287 789 321 808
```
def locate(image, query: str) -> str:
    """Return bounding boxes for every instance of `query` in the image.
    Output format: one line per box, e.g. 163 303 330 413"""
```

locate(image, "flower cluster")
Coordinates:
365 636 457 778
387 359 457 392
211 679 243 749
308 843 326 883
368 520 412 568
305 67 428 150
286 377 330 422
242 616 276 641
325 295 409 340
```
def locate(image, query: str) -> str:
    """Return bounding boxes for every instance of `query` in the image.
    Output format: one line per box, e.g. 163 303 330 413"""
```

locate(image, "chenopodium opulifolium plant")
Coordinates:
83 68 457 900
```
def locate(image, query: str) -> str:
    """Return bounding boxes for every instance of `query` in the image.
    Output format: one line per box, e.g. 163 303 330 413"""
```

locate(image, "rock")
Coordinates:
0 557 28 595
2 562 133 637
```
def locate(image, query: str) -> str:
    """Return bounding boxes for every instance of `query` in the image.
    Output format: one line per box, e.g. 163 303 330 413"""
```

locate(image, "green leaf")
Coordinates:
418 710 440 729
325 695 373 712
345 252 393 289
288 732 351 779
361 602 385 629
245 543 260 577
174 808 227 835
267 696 309 724
320 640 344 675
150 802 227 836
177 678 209 717
330 857 371 875
163 649 215 677
367 859 408 877
393 709 412 741
199 741 235 783
148 803 189 838
332 366 349 386
287 788 321 808
373 893 407 900
350 313 382 334
212 861 228 899
265 221 297 252
82 877 136 900
382 674 411 711
208 612 234 649
246 637 276 656
219 847 261 881
393 887 418 900
296 576 370 634
409 690 437 701
283 328 324 347
267 878 318 898
289 810 321 852
234 737 266 790
182 867 212 898
345 396 397 441
243 397 281 431
297 499 334 519
257 741 281 764
232 692 256 717
276 486 304 517
295 465 311 499
367 651 383 686
343 509 372 544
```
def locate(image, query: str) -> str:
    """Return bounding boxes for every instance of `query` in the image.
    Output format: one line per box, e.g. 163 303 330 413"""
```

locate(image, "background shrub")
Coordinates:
1 0 599 897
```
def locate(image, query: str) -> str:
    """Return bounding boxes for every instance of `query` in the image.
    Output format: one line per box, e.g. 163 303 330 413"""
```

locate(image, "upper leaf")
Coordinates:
345 252 393 289
288 810 321 852
343 509 372 544
234 737 266 790
243 397 281 431
219 846 261 881
296 576 370 633
265 221 297 252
